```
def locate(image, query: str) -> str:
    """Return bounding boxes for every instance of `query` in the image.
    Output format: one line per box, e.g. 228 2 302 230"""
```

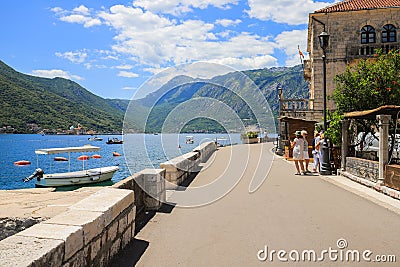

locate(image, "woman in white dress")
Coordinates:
291 130 305 175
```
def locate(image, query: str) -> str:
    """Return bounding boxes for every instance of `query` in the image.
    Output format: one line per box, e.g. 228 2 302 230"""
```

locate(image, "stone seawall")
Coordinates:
0 217 45 241
161 141 217 189
0 188 135 267
0 141 217 266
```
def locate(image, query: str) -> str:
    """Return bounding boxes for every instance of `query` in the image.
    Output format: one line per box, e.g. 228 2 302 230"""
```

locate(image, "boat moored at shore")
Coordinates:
23 145 119 187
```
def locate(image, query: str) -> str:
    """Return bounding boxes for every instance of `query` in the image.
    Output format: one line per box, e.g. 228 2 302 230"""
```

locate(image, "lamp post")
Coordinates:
276 86 284 155
318 31 332 175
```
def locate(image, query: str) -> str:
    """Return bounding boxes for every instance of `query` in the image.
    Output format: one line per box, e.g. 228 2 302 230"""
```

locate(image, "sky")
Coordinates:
0 0 338 100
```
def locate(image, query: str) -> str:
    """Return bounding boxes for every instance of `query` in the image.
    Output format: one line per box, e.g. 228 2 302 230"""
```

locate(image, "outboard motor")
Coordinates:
23 168 44 182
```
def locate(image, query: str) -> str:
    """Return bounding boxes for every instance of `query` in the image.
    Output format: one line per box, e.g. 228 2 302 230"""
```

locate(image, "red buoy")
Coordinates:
14 160 31 166
54 157 68 161
77 155 90 161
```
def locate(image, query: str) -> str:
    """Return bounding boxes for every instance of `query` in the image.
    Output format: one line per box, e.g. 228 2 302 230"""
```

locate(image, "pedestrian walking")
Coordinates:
316 132 325 168
291 130 305 175
312 131 320 173
301 130 311 173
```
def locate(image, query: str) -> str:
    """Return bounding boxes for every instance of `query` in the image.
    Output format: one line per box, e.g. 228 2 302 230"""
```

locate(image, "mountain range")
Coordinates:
0 60 308 133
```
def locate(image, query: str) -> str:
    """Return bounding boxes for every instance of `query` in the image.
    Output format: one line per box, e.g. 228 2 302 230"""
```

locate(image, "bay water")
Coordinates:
0 133 240 190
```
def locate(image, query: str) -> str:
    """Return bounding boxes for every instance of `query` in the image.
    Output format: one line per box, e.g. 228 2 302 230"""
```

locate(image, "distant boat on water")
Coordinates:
106 137 123 144
88 136 103 141
185 136 194 144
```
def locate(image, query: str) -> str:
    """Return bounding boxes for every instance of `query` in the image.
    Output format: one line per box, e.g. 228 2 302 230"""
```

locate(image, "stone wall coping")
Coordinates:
69 187 134 223
0 235 64 267
16 223 83 261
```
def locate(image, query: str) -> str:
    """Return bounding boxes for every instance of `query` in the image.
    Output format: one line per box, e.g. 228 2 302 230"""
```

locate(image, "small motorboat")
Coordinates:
88 136 103 141
112 152 122 157
92 154 102 159
54 157 68 162
106 137 123 144
14 160 31 166
185 136 194 144
23 145 119 187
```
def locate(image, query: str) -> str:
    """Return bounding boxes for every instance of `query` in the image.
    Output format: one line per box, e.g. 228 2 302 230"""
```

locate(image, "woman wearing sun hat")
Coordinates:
291 130 305 175
301 130 311 174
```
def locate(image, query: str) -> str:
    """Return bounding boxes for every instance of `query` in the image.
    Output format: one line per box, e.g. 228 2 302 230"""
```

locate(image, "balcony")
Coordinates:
279 99 315 120
346 42 400 61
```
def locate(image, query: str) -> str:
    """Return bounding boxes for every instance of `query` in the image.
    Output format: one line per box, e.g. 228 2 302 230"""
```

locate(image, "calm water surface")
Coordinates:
0 133 240 190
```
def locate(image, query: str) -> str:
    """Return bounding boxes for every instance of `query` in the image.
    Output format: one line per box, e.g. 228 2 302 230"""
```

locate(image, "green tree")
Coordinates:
333 50 400 113
328 49 400 145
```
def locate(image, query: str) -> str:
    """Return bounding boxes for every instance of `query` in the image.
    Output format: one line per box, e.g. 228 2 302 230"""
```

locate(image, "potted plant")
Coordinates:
241 131 259 144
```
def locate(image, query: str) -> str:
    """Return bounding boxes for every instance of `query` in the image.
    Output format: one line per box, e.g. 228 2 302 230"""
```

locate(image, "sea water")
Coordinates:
0 133 240 190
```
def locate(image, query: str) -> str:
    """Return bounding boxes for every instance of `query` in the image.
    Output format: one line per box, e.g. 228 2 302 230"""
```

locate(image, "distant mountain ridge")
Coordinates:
0 60 308 133
126 64 309 133
0 60 126 133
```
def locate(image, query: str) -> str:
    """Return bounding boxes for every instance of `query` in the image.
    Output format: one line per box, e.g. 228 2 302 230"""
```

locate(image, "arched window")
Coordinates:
382 24 397 43
361 25 376 44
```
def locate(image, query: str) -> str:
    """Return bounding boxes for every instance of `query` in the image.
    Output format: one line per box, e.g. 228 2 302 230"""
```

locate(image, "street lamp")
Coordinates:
318 31 332 175
276 86 284 155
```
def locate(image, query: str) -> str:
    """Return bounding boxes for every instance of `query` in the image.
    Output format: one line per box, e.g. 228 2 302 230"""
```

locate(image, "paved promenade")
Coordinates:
113 143 400 266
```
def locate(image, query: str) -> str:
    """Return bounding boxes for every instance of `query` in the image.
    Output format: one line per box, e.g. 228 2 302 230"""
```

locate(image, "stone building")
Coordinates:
302 0 400 121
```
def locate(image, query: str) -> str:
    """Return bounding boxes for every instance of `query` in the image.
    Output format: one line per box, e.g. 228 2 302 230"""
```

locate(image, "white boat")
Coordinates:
23 145 119 187
185 136 194 144
88 136 103 141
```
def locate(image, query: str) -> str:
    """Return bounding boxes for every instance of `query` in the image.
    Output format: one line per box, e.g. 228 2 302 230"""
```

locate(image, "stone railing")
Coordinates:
346 42 400 60
112 169 166 212
0 188 136 267
161 141 217 189
281 99 314 111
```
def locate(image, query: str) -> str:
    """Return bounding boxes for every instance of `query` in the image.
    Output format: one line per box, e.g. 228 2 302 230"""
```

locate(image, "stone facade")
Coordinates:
345 157 379 183
306 6 400 121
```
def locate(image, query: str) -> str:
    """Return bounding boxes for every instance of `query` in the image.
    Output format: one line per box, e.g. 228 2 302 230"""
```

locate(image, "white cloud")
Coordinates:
118 71 139 78
52 5 101 28
32 69 83 80
247 0 334 25
73 5 90 15
134 0 239 15
215 19 241 27
275 29 309 66
59 14 101 28
95 5 276 70
116 65 133 70
210 55 277 70
55 51 87 63
122 86 137 90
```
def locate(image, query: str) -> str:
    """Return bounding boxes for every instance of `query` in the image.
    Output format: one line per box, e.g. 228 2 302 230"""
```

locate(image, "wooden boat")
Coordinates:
106 137 123 144
23 145 119 187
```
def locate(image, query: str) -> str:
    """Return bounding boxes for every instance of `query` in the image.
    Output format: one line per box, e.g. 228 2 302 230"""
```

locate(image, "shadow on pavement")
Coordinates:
109 238 149 267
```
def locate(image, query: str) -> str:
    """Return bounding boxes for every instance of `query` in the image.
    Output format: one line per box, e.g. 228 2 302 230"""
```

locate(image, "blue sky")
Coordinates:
0 0 337 100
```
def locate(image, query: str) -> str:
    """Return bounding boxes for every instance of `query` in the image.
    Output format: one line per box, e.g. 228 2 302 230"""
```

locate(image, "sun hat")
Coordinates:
294 130 302 136
301 130 308 135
